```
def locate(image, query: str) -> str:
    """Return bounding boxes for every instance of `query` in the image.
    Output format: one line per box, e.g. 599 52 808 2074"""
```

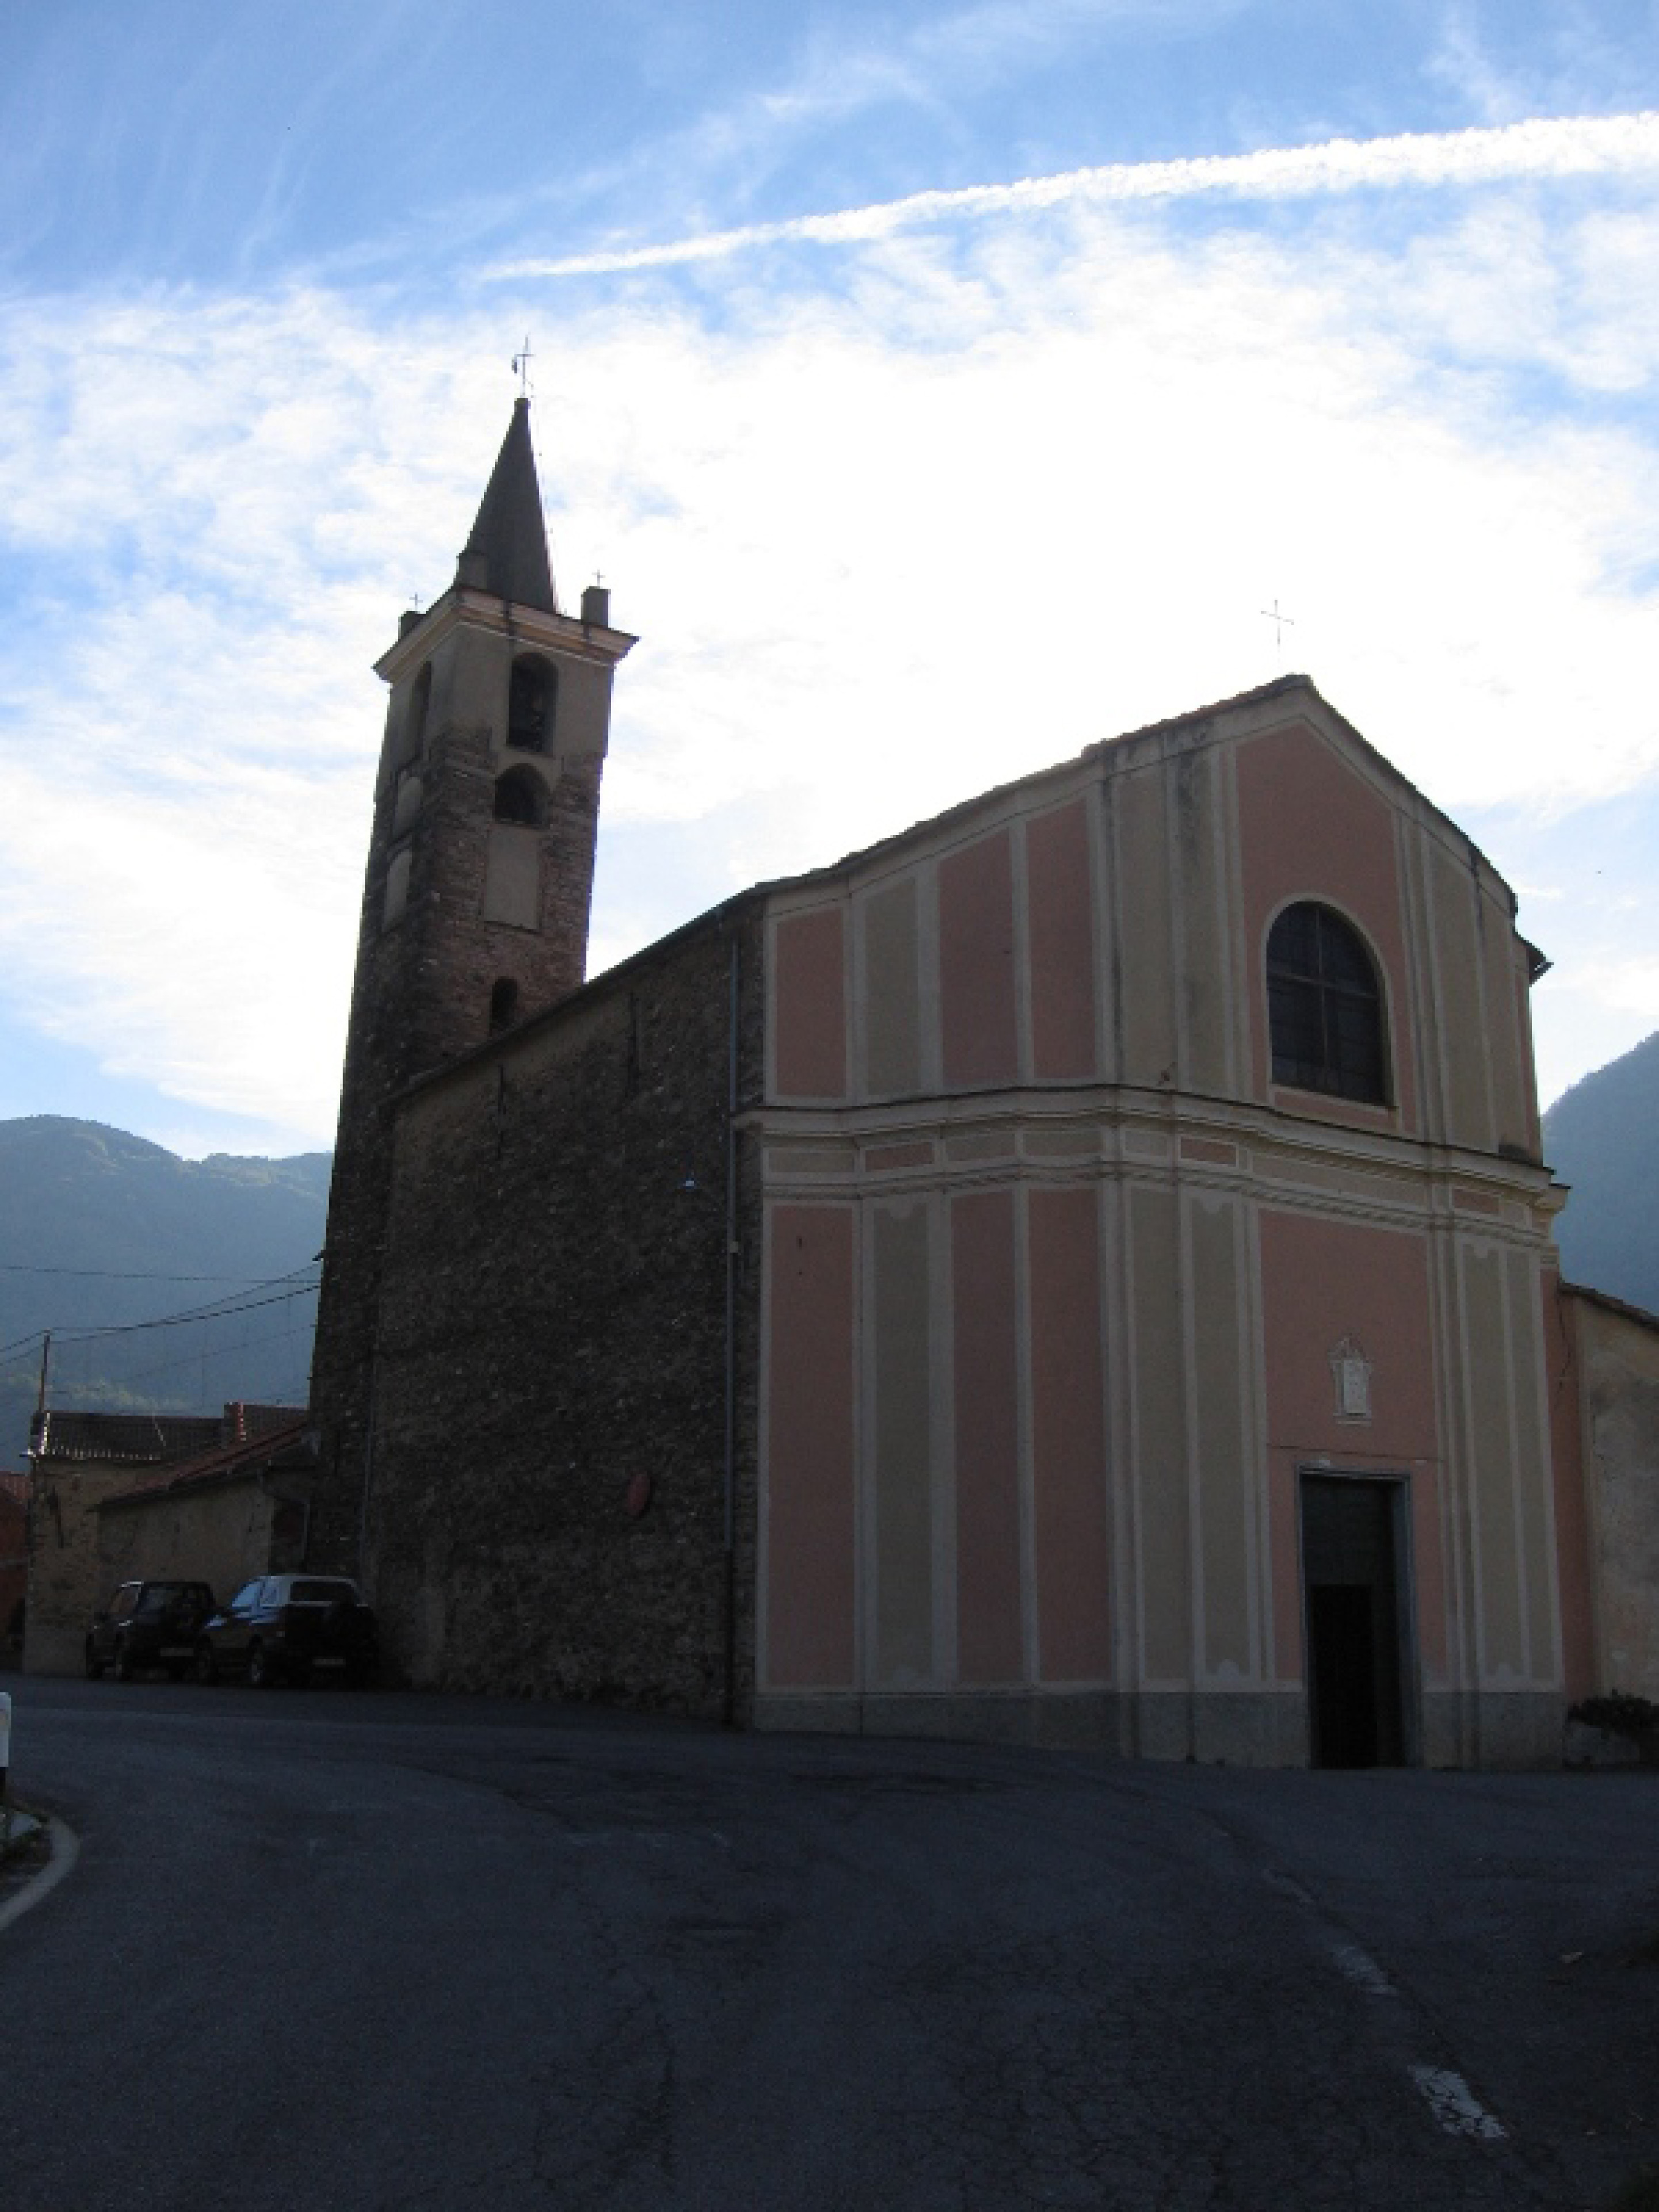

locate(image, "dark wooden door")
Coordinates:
1302 1476 1408 1767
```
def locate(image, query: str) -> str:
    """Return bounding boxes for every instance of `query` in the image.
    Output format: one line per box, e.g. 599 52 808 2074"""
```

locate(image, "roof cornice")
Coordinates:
375 586 638 685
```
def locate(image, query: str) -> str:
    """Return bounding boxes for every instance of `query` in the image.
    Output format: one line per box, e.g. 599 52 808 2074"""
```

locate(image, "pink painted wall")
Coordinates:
1235 723 1418 1133
952 1191 1024 1683
1257 1210 1444 1683
1028 1187 1113 1681
773 907 847 1100
940 829 1019 1088
766 1204 857 1687
1027 799 1097 1080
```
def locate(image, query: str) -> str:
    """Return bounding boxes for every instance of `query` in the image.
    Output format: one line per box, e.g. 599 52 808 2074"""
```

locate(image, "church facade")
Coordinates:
305 401 1607 1768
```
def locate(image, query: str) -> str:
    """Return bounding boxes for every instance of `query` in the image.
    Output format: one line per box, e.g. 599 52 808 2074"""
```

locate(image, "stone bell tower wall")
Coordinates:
307 576 635 1577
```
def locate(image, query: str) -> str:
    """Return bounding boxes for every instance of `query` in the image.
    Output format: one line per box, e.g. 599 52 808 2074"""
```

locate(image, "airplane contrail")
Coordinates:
488 110 1659 281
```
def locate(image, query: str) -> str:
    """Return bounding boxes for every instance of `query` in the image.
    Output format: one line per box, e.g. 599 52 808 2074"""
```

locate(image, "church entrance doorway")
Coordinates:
1300 1473 1414 1768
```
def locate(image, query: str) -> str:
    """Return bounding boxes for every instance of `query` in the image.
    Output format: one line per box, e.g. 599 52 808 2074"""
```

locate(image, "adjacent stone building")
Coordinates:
305 398 1653 1767
93 1416 315 1608
24 1405 304 1673
1551 1285 1659 1707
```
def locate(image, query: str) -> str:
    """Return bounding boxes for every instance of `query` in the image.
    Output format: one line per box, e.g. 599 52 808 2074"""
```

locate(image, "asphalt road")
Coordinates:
2 1677 1655 2211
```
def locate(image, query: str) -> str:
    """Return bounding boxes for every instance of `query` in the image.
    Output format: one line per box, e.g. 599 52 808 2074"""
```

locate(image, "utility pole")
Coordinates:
29 1333 49 1454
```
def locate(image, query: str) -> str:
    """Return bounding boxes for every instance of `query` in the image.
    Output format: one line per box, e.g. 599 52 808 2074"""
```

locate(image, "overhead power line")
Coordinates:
0 1263 322 1365
0 1263 280 1283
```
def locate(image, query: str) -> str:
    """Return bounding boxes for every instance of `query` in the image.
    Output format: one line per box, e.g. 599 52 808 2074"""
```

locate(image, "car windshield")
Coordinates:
134 1585 196 1618
289 1580 357 1604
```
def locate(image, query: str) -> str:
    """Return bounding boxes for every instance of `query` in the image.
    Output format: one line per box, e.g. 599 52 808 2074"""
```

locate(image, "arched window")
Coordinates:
493 765 547 827
508 656 555 753
1267 902 1387 1103
489 978 518 1033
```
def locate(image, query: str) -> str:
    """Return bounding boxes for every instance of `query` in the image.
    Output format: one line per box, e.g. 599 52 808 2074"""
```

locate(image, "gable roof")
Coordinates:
788 672 1515 906
1562 1280 1659 1338
394 671 1531 1109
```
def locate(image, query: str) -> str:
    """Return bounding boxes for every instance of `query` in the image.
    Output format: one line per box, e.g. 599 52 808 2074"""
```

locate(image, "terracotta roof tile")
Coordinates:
33 1401 308 1465
97 1416 314 1511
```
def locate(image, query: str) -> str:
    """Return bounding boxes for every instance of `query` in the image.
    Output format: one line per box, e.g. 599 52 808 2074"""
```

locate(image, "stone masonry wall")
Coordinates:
1574 1293 1659 1703
361 897 766 1719
308 651 605 1579
97 1479 298 1607
24 1462 143 1675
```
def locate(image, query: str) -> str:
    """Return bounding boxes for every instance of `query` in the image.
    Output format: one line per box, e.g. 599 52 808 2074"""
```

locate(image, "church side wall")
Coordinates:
360 903 764 1717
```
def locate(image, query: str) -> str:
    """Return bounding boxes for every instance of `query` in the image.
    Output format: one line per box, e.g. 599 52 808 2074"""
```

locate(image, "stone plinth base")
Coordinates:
754 1688 1311 1765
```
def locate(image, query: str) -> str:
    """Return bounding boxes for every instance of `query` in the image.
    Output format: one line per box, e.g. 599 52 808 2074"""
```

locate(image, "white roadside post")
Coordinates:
0 1691 11 1848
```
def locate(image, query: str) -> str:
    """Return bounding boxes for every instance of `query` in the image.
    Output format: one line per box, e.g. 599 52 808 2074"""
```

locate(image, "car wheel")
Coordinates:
166 1663 187 1683
113 1639 136 1683
194 1645 218 1686
247 1641 276 1689
84 1643 105 1681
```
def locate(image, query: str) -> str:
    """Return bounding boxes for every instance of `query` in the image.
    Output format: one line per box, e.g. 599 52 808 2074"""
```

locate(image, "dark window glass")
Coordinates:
489 978 518 1033
493 766 547 827
1267 903 1387 1104
507 658 555 753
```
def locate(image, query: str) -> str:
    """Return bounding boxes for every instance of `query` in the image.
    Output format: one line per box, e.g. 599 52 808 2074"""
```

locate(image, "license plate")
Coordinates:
161 1646 193 1659
313 1656 346 1669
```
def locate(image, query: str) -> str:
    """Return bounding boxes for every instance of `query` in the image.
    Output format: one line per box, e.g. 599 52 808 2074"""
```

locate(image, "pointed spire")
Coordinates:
458 398 557 613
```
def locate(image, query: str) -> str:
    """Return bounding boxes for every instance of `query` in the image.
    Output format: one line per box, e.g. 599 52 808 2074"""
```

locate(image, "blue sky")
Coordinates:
1 0 1657 1155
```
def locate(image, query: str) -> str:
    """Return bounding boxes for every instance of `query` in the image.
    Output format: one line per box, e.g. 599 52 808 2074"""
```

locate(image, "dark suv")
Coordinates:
86 1581 216 1682
196 1575 378 1688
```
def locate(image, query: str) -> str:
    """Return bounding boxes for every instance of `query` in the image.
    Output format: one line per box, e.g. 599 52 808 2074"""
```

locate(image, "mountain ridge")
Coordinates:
1542 1030 1659 1319
0 1115 331 1467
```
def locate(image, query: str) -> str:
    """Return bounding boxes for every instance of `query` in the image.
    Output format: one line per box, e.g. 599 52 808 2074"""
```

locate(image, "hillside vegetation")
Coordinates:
1543 1031 1659 1317
0 1117 330 1467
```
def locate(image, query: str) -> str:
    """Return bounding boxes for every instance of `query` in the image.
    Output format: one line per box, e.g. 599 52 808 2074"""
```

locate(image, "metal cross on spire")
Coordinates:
512 337 535 398
1260 598 1296 659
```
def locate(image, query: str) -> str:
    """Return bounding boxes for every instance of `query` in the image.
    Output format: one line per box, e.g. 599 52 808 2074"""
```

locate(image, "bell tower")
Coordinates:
307 398 635 1572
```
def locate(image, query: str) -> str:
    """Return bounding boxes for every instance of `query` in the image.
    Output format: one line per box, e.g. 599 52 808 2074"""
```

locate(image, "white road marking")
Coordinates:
1330 1940 1397 1997
1410 2065 1507 2140
0 1817 81 1936
1260 1866 1508 2148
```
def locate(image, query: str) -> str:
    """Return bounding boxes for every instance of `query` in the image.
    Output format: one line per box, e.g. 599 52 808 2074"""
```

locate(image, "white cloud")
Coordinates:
1581 956 1659 1023
493 109 1659 279
1 116 1657 1145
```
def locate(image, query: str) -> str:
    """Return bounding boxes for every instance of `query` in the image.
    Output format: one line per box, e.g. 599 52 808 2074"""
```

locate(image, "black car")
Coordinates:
195 1574 378 1688
86 1581 216 1682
